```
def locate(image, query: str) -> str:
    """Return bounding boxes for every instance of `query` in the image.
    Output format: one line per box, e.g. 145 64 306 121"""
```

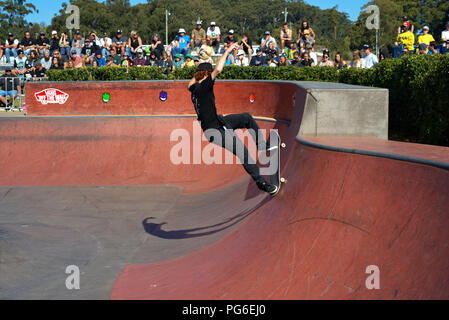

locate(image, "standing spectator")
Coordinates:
418 26 435 47
132 48 146 66
40 50 52 70
0 68 20 110
99 33 112 57
206 22 221 53
71 30 84 56
239 33 253 58
50 56 64 70
20 31 36 57
300 51 315 67
172 54 184 69
93 50 107 67
235 50 249 66
145 50 159 66
280 22 292 51
49 31 60 55
282 41 297 63
36 32 50 55
70 50 84 68
112 30 127 58
398 16 415 34
121 52 134 68
32 62 47 78
174 29 191 57
59 32 72 58
396 24 415 53
158 51 172 75
5 33 19 63
362 44 378 68
442 22 449 42
349 50 366 68
128 30 142 58
250 48 265 66
260 31 276 53
223 30 238 51
319 49 334 67
298 21 315 47
150 34 164 59
334 52 347 69
191 20 206 53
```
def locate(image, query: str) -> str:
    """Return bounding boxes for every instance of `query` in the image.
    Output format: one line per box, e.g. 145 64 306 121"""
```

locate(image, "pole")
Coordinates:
165 9 169 46
376 29 379 57
284 8 288 23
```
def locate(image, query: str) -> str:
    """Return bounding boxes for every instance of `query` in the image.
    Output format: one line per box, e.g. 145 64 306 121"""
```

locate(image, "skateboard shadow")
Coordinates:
142 196 270 240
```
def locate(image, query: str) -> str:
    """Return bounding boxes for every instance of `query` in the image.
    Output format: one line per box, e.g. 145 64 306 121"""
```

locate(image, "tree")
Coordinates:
0 0 38 40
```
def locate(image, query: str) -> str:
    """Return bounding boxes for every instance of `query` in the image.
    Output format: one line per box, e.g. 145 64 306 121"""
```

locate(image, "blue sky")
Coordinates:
26 0 368 24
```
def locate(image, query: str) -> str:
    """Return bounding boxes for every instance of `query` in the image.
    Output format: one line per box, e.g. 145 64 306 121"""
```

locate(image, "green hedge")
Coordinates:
46 55 449 147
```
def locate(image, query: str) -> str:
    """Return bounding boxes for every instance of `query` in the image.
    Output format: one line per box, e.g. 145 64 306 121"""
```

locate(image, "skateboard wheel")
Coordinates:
281 143 286 148
281 178 286 183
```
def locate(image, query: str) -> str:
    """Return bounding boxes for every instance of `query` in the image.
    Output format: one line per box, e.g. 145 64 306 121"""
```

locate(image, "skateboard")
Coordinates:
268 130 286 196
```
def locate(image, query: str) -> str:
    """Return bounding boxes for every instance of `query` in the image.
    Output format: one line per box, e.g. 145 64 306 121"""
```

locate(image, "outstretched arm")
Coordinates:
211 42 239 80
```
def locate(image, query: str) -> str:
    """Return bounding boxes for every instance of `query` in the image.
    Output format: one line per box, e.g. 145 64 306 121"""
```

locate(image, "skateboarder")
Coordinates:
188 42 278 195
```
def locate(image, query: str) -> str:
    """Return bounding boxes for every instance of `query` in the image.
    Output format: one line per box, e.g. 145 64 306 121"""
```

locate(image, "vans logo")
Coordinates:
35 88 69 105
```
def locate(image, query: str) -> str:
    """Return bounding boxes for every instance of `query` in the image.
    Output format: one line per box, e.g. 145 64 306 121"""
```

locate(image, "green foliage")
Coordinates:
0 0 38 40
45 55 449 147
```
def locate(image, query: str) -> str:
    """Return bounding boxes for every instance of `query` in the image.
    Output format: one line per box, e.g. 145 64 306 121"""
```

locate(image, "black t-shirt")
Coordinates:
36 37 50 47
300 59 314 67
21 37 35 47
33 67 47 78
240 39 253 55
82 44 98 57
151 41 165 59
188 74 221 131
224 36 237 45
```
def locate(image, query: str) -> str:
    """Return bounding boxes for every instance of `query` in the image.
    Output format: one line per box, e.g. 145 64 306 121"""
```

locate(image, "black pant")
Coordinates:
205 113 267 184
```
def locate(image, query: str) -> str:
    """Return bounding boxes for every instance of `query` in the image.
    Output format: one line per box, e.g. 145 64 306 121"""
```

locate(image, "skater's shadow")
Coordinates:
142 196 270 240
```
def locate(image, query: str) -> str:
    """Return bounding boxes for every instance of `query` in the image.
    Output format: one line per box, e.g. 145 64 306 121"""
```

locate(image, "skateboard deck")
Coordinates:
268 130 286 196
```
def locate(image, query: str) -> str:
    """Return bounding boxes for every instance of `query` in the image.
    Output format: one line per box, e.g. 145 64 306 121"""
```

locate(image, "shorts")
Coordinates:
0 90 18 97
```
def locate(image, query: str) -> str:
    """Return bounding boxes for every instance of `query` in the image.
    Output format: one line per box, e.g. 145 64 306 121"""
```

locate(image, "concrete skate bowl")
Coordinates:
0 81 448 300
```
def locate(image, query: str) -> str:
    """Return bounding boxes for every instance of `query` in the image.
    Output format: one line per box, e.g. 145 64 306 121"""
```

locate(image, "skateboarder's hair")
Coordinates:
195 70 212 82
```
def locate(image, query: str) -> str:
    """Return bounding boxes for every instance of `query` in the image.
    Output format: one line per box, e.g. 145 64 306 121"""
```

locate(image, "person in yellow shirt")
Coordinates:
418 26 435 46
183 54 195 68
397 25 415 52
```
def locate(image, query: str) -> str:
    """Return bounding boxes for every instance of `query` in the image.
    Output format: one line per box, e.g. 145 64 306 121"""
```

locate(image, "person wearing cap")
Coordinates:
49 31 60 55
206 22 221 53
120 51 134 68
59 31 72 58
145 50 159 67
282 40 297 63
132 48 145 67
20 31 36 57
32 61 47 78
71 30 84 57
172 53 185 69
418 26 435 49
441 22 449 42
191 20 206 53
173 28 191 58
128 30 142 58
396 24 415 53
398 17 414 35
0 68 21 110
187 42 278 195
70 50 84 68
223 29 238 51
81 37 99 58
4 33 19 63
250 48 265 66
92 50 107 67
183 54 195 68
99 33 112 57
112 30 128 58
158 51 172 75
235 49 249 67
362 44 378 68
260 31 277 53
193 56 201 67
298 21 315 47
36 32 50 54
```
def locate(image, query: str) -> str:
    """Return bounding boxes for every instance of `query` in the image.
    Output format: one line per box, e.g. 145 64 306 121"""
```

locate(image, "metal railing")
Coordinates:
0 77 46 113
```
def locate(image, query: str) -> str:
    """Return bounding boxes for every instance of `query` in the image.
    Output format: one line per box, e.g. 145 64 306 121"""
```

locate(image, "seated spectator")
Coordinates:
121 51 134 67
49 31 60 54
132 48 146 66
290 52 301 66
278 55 289 66
99 33 112 57
235 50 249 66
50 56 64 70
88 31 100 46
206 22 221 54
429 41 440 54
71 30 84 56
36 32 50 54
418 43 428 55
250 48 265 66
402 47 410 55
193 57 200 67
105 56 116 67
158 51 172 74
40 50 52 70
280 22 292 51
70 50 84 68
266 56 277 67
13 49 31 77
299 51 315 67
199 39 214 63
298 21 315 47
183 54 195 68
66 60 75 69
223 30 238 51
172 29 191 58
32 61 47 78
397 24 415 53
442 22 449 42
349 50 366 68
20 31 36 56
0 68 20 110
260 31 276 53
5 33 19 63
81 37 99 59
239 33 253 57
362 44 378 68
172 53 184 69
28 50 40 68
92 60 100 67
150 34 164 59
112 30 127 58
191 20 206 53
418 26 435 48
128 30 143 58
59 32 72 58
225 52 235 66
319 49 334 67
93 50 107 67
442 40 449 54
110 48 122 66
166 37 179 58
283 41 297 63
398 16 414 34
53 50 68 69
145 50 159 67
306 44 318 65
334 52 348 69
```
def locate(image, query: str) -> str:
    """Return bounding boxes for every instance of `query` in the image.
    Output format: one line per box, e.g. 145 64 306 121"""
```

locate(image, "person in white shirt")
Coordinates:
260 31 277 53
306 44 318 66
206 22 221 54
99 33 112 57
442 22 449 41
362 44 378 69
349 50 366 69
5 33 19 63
235 50 249 66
